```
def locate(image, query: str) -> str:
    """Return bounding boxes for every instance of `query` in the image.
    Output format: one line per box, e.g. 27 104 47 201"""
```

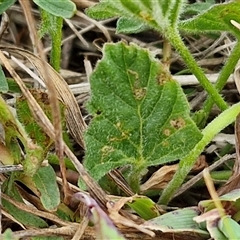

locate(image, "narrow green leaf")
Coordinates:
32 237 64 240
33 0 76 18
143 207 208 235
0 65 8 92
2 177 47 228
127 195 159 220
3 199 48 227
56 203 74 221
206 219 228 240
219 216 240 239
199 188 240 212
0 0 16 15
33 165 60 211
84 42 202 189
39 9 63 71
179 2 240 39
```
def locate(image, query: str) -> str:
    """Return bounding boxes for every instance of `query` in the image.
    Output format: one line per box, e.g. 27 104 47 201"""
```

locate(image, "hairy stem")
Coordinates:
165 27 228 111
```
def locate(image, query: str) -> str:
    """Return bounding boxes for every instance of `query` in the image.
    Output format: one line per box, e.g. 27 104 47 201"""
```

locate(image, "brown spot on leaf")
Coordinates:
134 88 146 100
163 128 171 136
170 117 185 129
157 70 172 85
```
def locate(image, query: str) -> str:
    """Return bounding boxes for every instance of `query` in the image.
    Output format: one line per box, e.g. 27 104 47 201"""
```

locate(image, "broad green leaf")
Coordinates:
33 165 60 211
0 0 16 15
219 215 240 239
143 207 208 235
0 65 8 92
127 195 159 220
179 2 240 39
87 0 186 33
116 17 150 34
84 42 202 188
33 0 76 18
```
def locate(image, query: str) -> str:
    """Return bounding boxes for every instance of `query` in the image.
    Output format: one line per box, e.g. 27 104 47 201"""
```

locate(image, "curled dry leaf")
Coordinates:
73 192 126 240
0 46 87 148
192 155 208 172
140 165 178 193
106 196 155 237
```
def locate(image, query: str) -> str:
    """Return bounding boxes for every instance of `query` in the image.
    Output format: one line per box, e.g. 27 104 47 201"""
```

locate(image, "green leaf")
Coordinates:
0 0 16 15
219 216 240 239
1 229 19 240
143 207 208 235
116 17 150 34
179 2 240 39
206 218 228 240
16 91 54 152
84 42 202 189
2 181 48 228
127 195 160 220
199 189 240 212
39 9 63 71
33 165 60 211
33 0 76 18
183 0 215 16
32 237 64 240
86 0 186 33
0 65 8 92
86 1 119 20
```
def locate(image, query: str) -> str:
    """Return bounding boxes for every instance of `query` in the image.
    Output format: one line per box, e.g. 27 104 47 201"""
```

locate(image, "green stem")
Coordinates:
162 37 172 70
159 102 240 205
165 27 228 111
202 40 240 117
50 16 63 72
